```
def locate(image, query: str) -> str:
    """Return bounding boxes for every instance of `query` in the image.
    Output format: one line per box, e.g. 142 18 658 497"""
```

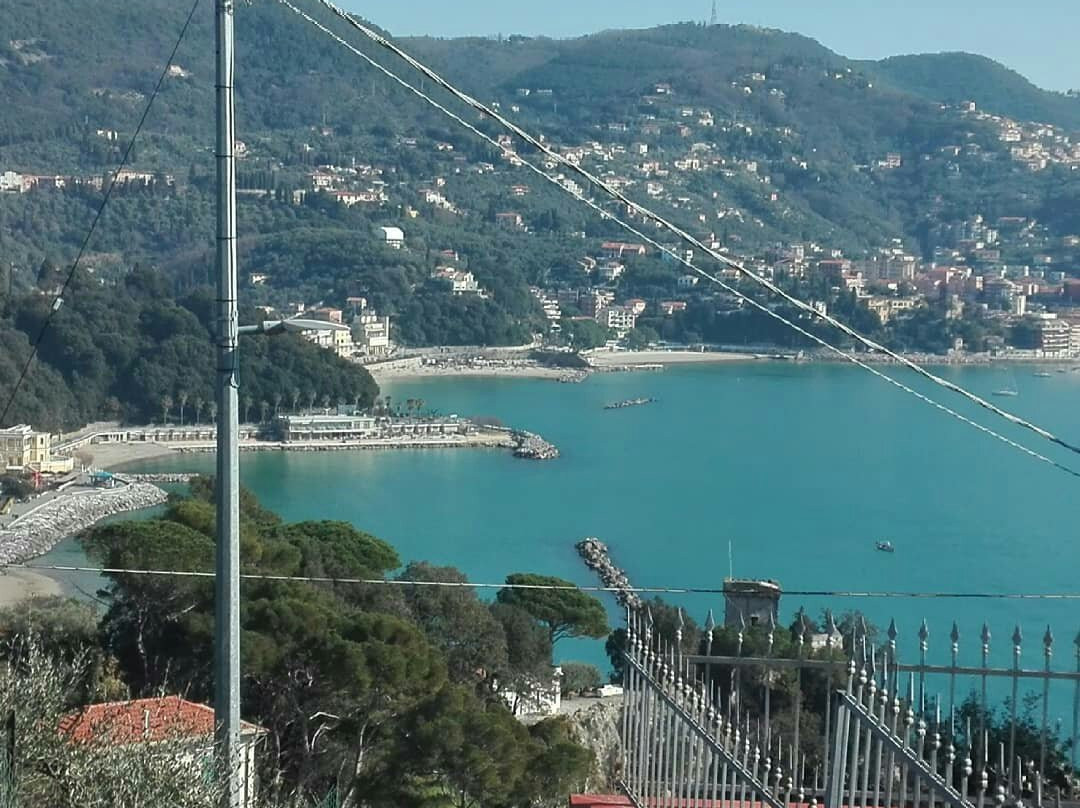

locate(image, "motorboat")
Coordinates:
875 541 895 553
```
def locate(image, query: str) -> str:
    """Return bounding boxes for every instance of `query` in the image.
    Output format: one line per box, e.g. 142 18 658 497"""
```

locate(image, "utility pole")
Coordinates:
214 0 242 806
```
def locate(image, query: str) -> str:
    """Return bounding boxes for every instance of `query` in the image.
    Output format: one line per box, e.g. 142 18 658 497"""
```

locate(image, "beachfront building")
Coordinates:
275 414 378 442
0 424 72 473
1 425 50 470
355 311 393 359
301 323 354 359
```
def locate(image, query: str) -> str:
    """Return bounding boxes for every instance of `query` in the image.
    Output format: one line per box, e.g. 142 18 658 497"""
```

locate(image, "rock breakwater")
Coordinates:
512 432 559 460
575 536 640 609
0 483 168 563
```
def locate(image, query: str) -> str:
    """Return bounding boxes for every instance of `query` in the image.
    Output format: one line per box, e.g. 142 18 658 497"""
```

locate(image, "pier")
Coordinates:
575 537 640 608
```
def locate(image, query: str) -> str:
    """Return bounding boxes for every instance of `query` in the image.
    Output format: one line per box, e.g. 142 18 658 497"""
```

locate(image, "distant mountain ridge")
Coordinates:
866 52 1080 130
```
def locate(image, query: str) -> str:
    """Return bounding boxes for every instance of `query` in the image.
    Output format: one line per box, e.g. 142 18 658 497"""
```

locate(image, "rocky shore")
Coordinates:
119 473 195 484
513 432 560 460
0 483 168 564
575 537 640 609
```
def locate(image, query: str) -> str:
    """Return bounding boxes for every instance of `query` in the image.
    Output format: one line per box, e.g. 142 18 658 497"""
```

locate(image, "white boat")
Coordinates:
992 389 1019 397
876 541 894 553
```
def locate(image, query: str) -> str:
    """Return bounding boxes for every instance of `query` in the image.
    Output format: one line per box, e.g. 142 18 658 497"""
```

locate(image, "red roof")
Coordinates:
59 696 264 745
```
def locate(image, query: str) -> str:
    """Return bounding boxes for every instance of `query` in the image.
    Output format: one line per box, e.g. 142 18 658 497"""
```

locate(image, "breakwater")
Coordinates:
0 483 168 564
575 537 640 609
119 473 195 483
513 432 559 460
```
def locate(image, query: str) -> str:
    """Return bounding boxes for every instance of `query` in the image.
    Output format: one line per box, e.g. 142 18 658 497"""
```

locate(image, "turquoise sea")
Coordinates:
47 363 1080 679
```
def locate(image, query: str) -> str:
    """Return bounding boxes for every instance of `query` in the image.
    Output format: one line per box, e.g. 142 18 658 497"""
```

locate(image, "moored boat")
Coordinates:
876 540 894 553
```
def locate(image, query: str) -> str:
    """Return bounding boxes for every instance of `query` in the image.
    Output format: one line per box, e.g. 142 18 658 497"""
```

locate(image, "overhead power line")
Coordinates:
0 0 202 427
275 0 1080 480
306 0 1080 465
13 563 1080 600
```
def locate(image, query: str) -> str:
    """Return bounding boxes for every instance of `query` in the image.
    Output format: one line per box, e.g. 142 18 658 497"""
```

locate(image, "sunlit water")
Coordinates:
44 363 1080 699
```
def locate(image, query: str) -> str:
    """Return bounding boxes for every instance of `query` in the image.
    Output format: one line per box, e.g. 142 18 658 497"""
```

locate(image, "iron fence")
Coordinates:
620 607 1080 808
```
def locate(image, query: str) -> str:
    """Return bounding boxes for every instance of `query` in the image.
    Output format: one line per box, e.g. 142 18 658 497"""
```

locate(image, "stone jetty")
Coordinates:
512 431 559 460
0 483 168 564
119 473 195 484
575 536 640 609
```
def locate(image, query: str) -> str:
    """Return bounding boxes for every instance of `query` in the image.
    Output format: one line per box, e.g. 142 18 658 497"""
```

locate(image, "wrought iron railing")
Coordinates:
620 607 1080 808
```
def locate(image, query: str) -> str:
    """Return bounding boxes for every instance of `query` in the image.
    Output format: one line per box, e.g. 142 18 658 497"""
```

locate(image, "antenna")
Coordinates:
728 540 733 579
710 0 718 26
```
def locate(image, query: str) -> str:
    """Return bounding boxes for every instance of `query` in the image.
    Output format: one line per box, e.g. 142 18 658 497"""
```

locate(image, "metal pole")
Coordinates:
214 1 242 806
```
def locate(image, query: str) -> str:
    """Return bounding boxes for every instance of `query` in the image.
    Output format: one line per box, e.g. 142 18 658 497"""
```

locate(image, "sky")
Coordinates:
345 0 1080 92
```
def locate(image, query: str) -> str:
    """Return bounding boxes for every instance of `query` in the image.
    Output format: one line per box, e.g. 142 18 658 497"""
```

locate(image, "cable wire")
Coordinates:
0 0 202 427
12 563 1080 600
309 0 1080 462
275 0 1080 480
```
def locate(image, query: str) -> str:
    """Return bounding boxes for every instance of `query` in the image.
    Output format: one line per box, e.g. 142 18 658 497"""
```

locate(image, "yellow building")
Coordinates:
0 425 73 473
1 425 50 470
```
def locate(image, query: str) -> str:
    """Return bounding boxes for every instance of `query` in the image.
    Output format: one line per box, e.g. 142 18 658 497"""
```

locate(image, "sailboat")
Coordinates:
992 366 1019 397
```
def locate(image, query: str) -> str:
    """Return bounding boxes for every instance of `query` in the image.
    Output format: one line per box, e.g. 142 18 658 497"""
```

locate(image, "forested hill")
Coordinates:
869 53 1080 130
2 0 1079 429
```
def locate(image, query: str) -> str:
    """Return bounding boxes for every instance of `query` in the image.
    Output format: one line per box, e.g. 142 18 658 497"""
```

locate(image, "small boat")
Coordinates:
876 541 894 553
992 389 1019 397
1033 371 1052 378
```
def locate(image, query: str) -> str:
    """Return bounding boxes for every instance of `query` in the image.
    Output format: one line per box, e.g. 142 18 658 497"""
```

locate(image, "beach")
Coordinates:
369 362 571 381
88 440 178 470
0 568 62 606
586 349 755 366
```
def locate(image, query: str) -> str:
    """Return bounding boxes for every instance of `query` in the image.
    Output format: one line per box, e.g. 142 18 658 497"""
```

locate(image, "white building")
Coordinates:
432 267 485 296
355 311 392 358
598 306 637 333
0 171 25 193
379 226 405 249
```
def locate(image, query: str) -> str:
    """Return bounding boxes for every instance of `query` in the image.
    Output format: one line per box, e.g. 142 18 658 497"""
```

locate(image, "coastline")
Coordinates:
586 349 756 367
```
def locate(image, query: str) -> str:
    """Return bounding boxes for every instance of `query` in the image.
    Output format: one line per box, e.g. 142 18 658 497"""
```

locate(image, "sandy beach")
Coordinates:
0 568 62 606
90 441 177 471
586 349 756 366
369 363 571 381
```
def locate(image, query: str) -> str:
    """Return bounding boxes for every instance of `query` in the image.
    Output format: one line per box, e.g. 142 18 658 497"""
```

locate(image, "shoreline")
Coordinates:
96 432 524 471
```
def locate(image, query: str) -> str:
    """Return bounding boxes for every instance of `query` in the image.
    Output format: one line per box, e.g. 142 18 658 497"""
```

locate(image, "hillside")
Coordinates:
0 0 1078 394
869 53 1080 131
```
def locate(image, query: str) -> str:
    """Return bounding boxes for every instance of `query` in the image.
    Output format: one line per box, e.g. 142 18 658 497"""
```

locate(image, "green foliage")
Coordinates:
75 487 593 803
0 271 378 430
559 662 602 695
561 319 612 350
496 573 609 647
870 53 1080 130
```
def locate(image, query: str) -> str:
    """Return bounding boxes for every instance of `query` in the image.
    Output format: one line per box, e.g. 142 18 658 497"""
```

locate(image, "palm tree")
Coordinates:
160 395 173 426
320 393 331 411
259 400 270 423
177 391 189 426
306 390 317 413
273 392 283 416
208 400 218 424
242 395 253 424
384 396 393 417
193 395 204 425
291 389 302 414
415 398 425 419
